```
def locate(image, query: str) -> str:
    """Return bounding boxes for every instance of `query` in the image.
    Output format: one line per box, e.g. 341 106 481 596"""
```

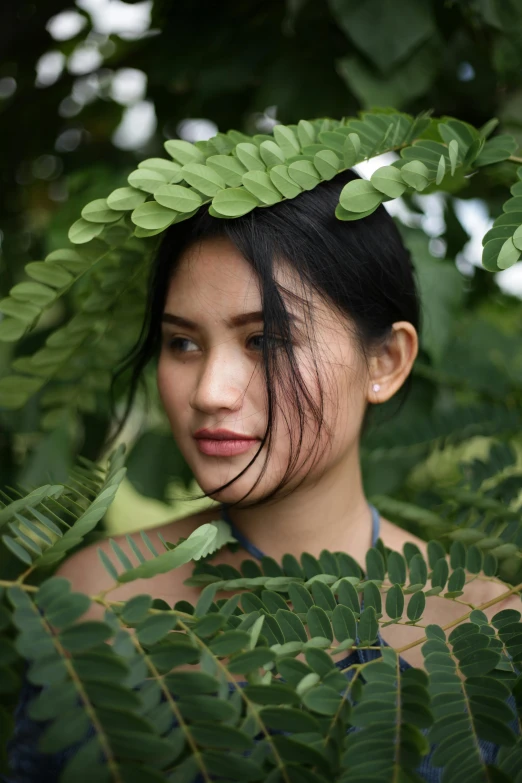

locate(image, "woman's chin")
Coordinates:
197 478 264 507
204 487 254 506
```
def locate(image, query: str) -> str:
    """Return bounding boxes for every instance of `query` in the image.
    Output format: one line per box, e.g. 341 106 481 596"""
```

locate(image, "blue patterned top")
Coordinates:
3 504 516 782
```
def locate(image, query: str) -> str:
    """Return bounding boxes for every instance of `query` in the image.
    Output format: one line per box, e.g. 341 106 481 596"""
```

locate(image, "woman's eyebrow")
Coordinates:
162 311 264 329
161 310 303 329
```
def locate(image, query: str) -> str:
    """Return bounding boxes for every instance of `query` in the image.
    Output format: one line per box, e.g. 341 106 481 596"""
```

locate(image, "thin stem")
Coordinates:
98 598 213 783
35 599 122 782
15 567 36 584
312 665 364 776
175 616 291 782
0 580 38 592
395 581 522 655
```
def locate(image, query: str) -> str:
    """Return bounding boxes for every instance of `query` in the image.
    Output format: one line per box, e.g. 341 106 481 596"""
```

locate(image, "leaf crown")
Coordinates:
68 111 520 258
0 108 520 422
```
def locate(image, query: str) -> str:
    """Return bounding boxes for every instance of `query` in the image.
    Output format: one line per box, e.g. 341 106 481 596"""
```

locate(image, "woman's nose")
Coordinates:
189 350 246 414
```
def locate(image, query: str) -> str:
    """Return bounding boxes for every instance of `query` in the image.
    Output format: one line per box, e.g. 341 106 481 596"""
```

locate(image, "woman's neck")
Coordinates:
222 448 374 564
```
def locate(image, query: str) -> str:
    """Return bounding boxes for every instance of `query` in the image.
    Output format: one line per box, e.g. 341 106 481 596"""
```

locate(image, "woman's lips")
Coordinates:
194 438 259 457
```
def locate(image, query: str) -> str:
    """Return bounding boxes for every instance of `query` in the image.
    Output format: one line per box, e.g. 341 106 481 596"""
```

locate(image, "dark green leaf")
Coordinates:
192 613 226 638
260 556 284 577
337 579 361 613
449 541 466 569
407 590 426 622
101 728 178 762
164 671 219 695
358 606 379 645
307 606 333 643
271 734 332 772
459 648 500 677
121 594 153 624
282 553 305 579
261 589 288 613
259 706 321 733
474 715 517 747
427 541 446 568
483 553 498 577
2 536 33 565
387 551 406 585
243 682 301 705
332 604 356 642
403 542 423 564
82 680 142 711
365 548 385 581
409 554 427 587
276 609 308 643
38 707 91 754
302 684 343 715
363 582 382 614
177 695 239 722
305 646 336 677
475 134 518 166
209 630 251 656
311 581 336 612
46 593 91 628
385 584 404 619
465 545 484 574
200 749 264 781
59 621 113 652
195 583 219 617
72 652 128 685
288 583 314 613
431 558 449 590
136 613 177 646
276 657 313 687
447 567 466 593
148 637 200 670
337 553 363 578
227 648 276 674
28 681 78 721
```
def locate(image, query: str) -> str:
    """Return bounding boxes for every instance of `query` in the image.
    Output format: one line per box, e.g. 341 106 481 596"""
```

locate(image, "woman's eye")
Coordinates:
248 334 264 351
168 337 199 353
247 333 286 351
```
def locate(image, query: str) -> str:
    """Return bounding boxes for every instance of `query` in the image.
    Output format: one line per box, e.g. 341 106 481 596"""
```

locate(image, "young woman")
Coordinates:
5 169 518 782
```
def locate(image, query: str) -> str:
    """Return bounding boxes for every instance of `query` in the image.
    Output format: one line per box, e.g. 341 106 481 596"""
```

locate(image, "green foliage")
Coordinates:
0 446 127 569
2 8 522 775
1 450 521 781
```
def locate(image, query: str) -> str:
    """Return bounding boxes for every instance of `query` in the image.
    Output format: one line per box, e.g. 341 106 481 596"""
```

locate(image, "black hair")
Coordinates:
109 168 421 508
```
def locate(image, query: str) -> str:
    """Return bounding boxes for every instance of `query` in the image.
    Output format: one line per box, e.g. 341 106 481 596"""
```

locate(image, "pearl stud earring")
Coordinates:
372 383 381 392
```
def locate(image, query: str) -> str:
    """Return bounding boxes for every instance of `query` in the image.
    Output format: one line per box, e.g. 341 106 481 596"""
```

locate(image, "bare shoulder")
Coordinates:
379 516 429 559
54 506 221 620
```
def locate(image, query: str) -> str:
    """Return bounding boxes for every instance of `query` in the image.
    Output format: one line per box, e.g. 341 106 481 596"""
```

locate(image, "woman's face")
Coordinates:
157 236 368 504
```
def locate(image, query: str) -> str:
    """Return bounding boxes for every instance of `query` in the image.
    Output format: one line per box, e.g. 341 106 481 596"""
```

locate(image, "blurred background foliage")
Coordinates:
2 0 522 578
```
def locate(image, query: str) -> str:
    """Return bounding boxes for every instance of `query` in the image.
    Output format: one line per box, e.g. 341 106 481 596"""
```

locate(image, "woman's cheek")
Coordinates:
157 359 185 428
156 359 171 413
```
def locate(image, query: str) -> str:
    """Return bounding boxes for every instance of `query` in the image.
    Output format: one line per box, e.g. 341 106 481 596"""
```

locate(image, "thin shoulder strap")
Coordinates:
220 502 381 560
220 503 267 561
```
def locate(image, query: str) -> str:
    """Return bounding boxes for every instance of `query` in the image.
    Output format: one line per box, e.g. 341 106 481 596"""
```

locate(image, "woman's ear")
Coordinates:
367 321 418 404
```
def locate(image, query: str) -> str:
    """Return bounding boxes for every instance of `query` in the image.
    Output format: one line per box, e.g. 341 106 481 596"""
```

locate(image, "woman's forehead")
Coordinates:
165 235 342 332
167 239 261 311
168 237 292 298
